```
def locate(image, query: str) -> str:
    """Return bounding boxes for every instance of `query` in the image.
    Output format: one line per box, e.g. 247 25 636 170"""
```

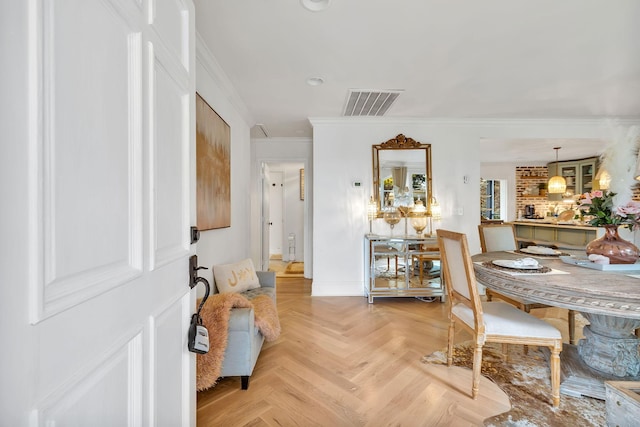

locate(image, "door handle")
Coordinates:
189 254 208 289
188 254 211 354
188 254 210 315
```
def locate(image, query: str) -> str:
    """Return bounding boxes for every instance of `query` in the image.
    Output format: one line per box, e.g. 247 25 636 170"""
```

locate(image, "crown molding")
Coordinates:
195 31 254 127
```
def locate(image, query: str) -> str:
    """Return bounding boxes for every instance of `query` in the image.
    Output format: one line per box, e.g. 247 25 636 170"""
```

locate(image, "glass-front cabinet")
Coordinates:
364 235 445 303
547 157 598 199
580 162 596 193
559 164 578 196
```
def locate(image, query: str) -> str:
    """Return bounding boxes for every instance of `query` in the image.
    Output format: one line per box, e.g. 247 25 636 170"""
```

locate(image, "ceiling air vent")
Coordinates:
256 123 269 138
343 89 403 116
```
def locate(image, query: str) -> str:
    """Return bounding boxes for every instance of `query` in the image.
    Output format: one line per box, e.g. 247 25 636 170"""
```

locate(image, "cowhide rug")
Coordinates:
421 342 605 426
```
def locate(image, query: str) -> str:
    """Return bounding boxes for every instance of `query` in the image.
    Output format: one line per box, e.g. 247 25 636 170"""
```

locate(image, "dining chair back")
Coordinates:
437 229 563 407
478 223 518 252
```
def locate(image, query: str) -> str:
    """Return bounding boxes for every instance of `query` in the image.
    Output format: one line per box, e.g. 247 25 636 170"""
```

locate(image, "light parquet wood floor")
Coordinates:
197 278 573 426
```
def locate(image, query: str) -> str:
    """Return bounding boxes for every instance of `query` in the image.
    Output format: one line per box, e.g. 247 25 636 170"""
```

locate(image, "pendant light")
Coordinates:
547 147 567 194
595 167 611 190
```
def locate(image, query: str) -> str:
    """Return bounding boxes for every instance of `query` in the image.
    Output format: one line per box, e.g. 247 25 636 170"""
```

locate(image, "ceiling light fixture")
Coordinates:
300 0 331 12
306 77 324 86
595 167 611 189
547 147 567 194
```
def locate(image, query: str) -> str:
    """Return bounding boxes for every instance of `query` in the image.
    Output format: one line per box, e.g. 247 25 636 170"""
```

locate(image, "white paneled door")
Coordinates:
268 171 283 257
261 163 272 271
1 1 196 425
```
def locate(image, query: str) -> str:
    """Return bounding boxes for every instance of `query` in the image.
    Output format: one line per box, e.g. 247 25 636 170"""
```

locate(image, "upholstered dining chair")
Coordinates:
437 229 563 407
478 223 576 345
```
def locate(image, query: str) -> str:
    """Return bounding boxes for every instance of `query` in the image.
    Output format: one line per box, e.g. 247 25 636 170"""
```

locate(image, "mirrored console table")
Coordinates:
364 235 445 303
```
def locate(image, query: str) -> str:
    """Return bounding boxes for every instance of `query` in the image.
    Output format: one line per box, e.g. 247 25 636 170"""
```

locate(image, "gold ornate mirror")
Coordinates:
372 134 432 216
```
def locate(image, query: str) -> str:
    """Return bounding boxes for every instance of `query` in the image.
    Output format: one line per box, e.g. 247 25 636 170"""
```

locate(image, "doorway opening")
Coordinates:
481 178 507 221
264 162 305 277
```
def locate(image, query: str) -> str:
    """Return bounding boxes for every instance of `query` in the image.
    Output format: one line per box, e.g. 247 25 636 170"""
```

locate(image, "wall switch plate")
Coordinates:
456 208 464 215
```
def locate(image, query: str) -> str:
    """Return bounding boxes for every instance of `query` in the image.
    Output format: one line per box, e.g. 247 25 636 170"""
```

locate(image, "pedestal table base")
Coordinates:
578 313 640 377
558 313 640 400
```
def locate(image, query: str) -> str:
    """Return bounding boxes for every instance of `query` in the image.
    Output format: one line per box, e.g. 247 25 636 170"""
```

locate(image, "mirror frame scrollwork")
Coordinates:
372 134 432 217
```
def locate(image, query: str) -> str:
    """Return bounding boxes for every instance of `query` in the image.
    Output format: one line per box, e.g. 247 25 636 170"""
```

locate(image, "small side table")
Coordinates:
605 381 640 426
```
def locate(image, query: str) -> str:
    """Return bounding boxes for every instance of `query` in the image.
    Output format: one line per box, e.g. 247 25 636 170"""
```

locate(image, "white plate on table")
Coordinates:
520 247 562 256
492 260 542 270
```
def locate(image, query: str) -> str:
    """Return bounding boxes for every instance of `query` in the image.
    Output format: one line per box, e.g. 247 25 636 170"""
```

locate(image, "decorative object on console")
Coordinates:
428 196 441 236
367 195 378 235
547 147 567 194
383 207 401 234
396 205 411 235
430 196 442 221
410 198 428 236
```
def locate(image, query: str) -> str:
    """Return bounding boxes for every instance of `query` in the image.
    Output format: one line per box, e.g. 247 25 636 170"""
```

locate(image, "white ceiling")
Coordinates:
193 0 640 162
477 138 606 163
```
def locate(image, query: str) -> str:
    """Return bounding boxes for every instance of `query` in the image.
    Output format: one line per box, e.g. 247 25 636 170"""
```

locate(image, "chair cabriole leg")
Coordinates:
550 342 561 407
472 341 483 399
568 310 576 345
447 318 455 367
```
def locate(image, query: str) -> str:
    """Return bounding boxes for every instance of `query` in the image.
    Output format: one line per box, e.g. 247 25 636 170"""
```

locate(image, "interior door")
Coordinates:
1 1 196 425
269 171 284 257
261 163 272 271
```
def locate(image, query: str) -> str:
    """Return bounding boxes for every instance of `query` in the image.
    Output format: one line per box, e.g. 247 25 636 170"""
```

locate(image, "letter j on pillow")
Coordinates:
213 258 261 294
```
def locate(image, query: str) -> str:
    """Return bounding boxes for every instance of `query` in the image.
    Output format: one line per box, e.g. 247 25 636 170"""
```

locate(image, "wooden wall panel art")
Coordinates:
196 93 231 230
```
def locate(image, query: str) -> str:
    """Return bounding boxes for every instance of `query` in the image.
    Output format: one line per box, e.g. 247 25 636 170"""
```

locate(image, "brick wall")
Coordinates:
515 166 554 218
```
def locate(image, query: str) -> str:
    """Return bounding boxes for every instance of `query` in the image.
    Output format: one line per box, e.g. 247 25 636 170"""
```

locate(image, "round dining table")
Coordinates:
472 250 640 399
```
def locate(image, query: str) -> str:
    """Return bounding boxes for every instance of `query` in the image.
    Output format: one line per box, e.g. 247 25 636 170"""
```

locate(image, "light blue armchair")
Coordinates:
215 270 276 389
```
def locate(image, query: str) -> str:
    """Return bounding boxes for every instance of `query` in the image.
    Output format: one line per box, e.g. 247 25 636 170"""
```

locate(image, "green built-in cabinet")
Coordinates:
547 156 599 200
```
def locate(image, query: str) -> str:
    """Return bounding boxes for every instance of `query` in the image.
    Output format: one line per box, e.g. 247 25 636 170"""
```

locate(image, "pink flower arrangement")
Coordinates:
577 190 640 230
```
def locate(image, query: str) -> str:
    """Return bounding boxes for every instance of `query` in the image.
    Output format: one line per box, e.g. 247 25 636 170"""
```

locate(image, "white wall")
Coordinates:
194 35 254 286
309 118 635 297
